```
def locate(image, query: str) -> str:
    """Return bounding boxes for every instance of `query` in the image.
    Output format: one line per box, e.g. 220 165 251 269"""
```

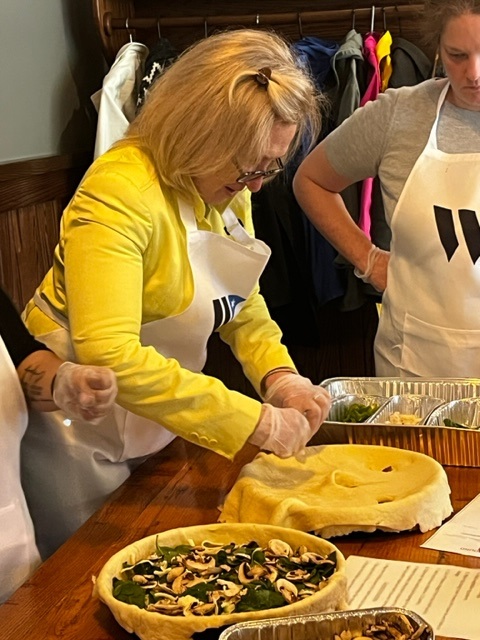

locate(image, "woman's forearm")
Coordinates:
17 350 63 411
293 144 374 273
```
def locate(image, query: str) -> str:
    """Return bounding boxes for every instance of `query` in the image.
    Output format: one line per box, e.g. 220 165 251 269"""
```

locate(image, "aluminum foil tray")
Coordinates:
369 394 444 425
329 394 389 423
314 377 480 467
218 608 433 640
428 398 480 430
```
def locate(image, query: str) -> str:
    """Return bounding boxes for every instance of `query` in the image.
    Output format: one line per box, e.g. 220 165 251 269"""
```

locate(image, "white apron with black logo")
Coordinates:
375 83 480 377
22 199 270 558
0 337 40 602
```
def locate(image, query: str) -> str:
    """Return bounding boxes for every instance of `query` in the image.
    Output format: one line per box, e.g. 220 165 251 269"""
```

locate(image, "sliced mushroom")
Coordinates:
178 594 201 615
394 615 415 636
191 602 216 616
264 564 278 583
216 579 244 597
285 568 311 582
411 623 428 640
184 557 216 573
267 539 293 557
183 576 205 589
300 551 329 564
166 566 185 582
147 602 184 615
249 564 267 579
238 562 255 585
152 590 176 600
275 578 298 603
172 574 187 595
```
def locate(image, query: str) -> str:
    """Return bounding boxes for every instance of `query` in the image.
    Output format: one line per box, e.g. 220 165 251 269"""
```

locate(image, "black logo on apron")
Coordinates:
434 205 480 264
212 295 245 330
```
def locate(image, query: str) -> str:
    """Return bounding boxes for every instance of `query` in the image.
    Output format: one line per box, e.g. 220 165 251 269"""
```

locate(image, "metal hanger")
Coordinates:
370 5 376 33
204 18 209 38
395 5 403 37
351 9 356 30
125 17 133 43
297 13 304 39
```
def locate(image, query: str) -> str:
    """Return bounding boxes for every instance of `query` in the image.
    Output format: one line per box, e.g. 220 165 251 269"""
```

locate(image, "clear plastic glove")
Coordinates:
52 361 118 424
263 374 331 433
354 246 390 293
367 248 389 292
248 403 314 458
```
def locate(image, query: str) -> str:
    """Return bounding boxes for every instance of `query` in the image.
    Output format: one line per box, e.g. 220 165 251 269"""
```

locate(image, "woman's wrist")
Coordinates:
260 367 297 397
354 244 380 281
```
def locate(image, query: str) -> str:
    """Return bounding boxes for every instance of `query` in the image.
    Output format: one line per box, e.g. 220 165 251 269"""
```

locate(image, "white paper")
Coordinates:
346 555 480 639
421 492 480 558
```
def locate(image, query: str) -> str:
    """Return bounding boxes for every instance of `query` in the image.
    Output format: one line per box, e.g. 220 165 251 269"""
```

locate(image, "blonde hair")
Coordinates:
423 0 480 49
126 29 323 196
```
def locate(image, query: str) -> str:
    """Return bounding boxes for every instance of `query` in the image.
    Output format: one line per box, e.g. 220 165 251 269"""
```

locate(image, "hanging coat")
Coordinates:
91 41 149 158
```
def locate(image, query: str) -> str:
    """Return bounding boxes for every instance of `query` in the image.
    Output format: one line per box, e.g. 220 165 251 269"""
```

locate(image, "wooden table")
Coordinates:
1 438 479 640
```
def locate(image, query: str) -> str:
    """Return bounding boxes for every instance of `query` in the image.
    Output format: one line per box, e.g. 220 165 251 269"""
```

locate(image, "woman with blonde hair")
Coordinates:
23 28 331 558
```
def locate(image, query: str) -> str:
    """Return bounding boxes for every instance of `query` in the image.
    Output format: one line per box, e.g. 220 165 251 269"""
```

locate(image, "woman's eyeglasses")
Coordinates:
235 158 284 184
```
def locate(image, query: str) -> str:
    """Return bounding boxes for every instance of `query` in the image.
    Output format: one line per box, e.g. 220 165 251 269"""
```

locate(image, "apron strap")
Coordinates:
33 290 70 330
220 207 256 249
179 197 257 250
427 81 450 150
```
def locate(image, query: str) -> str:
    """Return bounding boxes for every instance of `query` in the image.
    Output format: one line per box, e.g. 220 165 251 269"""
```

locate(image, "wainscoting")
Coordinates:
0 153 90 311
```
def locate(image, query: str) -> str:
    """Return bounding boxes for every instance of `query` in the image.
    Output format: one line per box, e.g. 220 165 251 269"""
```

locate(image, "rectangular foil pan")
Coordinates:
369 394 444 425
218 607 434 640
314 377 480 467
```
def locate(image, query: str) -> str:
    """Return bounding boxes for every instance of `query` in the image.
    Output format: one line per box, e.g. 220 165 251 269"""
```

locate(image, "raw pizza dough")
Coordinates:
94 522 347 640
219 445 453 537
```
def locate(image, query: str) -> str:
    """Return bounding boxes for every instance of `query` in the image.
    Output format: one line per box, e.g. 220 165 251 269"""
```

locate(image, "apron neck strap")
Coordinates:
220 207 256 248
178 198 256 249
428 81 450 149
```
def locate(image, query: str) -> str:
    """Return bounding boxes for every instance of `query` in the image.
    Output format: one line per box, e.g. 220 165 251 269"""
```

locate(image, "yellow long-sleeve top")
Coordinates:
24 144 296 459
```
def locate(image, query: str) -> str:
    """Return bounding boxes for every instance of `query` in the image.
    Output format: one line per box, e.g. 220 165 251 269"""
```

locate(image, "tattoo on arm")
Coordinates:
20 365 52 405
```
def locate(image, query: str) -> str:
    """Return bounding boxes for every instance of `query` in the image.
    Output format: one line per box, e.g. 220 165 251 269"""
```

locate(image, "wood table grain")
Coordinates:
1 438 478 640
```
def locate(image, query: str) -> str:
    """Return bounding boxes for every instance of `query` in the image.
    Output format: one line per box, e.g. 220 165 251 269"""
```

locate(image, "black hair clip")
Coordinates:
254 67 272 87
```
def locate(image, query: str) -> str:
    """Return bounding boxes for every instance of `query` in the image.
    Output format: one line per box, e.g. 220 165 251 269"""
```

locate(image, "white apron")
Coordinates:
375 83 480 377
0 337 41 602
21 199 270 559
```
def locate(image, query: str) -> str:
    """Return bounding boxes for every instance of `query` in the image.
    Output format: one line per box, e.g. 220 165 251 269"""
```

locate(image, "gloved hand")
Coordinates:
248 403 314 458
263 373 331 433
52 361 118 424
354 245 390 293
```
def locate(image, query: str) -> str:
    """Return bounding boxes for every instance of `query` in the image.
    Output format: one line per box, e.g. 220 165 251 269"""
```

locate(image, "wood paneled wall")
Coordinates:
0 154 90 311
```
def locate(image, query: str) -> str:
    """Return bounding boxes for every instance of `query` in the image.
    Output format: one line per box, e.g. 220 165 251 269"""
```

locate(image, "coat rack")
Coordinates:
93 2 427 64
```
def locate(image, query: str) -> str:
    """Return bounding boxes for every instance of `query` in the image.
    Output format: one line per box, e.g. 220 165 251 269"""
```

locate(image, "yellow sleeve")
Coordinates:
61 158 261 460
